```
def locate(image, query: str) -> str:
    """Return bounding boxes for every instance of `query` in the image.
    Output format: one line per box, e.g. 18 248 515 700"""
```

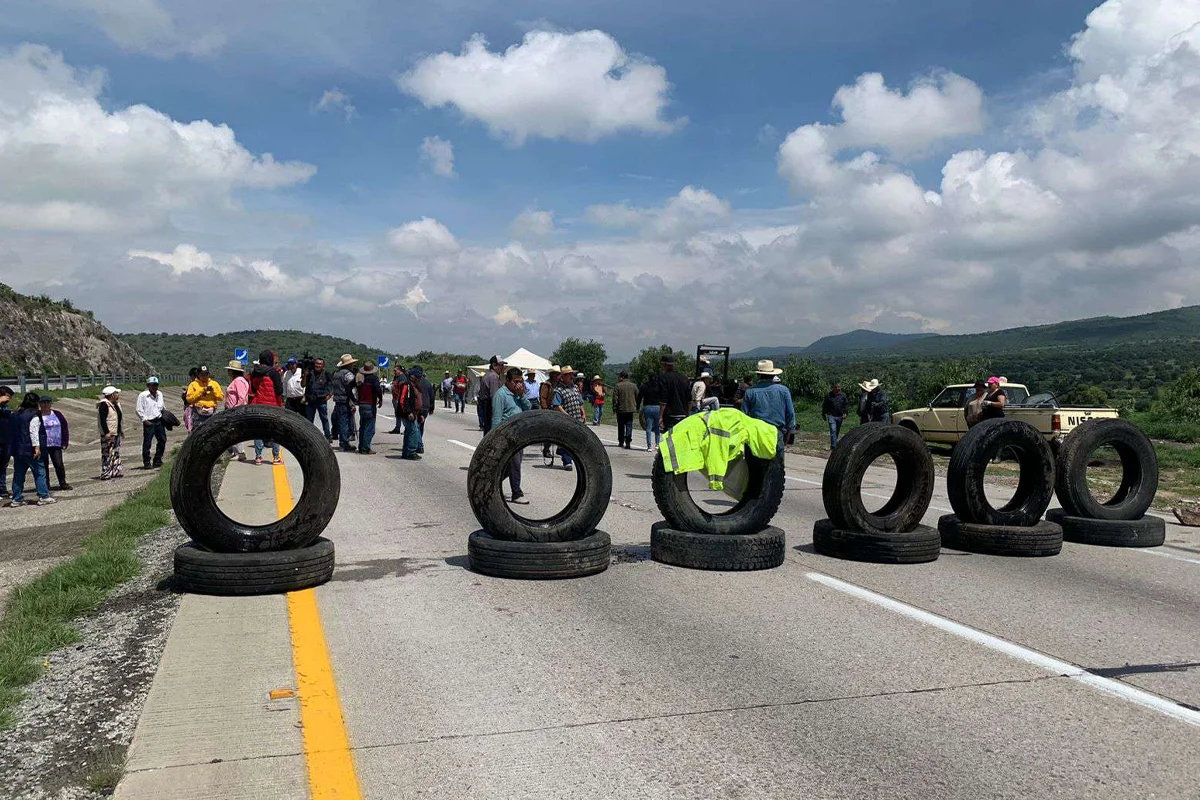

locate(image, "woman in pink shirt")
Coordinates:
225 360 251 461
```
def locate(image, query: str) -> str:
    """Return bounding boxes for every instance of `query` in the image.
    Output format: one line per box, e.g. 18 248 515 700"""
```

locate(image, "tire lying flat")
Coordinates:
947 418 1055 527
812 518 940 564
1045 508 1165 547
651 446 785 537
174 538 335 595
467 530 611 579
170 405 340 553
650 522 785 571
938 514 1062 557
468 410 612 542
1054 419 1159 521
822 424 935 534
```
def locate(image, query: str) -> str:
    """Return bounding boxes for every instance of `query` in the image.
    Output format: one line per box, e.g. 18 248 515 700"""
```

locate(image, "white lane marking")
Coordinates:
784 475 954 514
806 572 1200 728
448 439 477 451
1135 548 1200 566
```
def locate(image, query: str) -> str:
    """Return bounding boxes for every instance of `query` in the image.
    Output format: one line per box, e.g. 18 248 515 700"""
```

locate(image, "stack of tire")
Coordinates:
171 406 340 595
1047 419 1163 547
814 424 941 563
649 437 787 571
939 419 1062 557
466 411 612 579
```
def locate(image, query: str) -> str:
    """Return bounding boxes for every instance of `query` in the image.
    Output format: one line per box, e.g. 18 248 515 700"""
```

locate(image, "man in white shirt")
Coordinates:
283 358 305 414
440 371 454 409
136 377 167 469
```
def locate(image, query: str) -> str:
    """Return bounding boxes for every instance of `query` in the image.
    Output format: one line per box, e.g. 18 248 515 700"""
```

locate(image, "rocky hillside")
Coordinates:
0 284 152 376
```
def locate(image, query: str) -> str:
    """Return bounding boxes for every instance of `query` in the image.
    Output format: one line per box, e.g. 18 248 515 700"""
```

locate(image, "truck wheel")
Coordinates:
651 444 785 536
650 522 785 571
947 419 1054 527
822 424 934 534
938 514 1062 557
1045 508 1165 547
1054 419 1158 521
170 405 340 552
467 410 611 542
812 518 940 564
467 530 611 579
173 538 335 595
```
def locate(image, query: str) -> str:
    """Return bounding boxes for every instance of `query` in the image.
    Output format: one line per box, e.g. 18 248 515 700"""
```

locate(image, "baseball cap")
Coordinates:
198 365 210 374
39 395 54 403
147 376 160 384
489 355 505 366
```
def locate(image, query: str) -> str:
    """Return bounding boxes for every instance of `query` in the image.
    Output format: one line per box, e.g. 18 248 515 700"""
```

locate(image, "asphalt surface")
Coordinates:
297 408 1200 799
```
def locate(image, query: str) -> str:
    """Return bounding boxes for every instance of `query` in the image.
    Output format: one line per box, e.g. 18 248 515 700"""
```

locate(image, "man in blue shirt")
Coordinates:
492 367 532 503
742 360 795 442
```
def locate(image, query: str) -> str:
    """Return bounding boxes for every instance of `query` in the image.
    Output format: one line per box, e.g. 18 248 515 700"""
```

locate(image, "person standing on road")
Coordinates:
186 367 223 429
331 354 359 452
441 371 454 409
302 357 333 440
539 366 561 460
638 370 664 452
550 366 586 471
590 377 606 426
356 362 383 455
137 376 167 470
822 381 849 450
658 354 692 432
224 361 251 461
743 361 796 444
613 371 639 449
524 371 539 402
417 367 436 453
249 351 284 465
283 358 305 413
389 367 407 434
398 368 424 460
857 379 890 424
7 392 54 506
478 356 505 434
182 367 199 432
493 367 532 504
0 386 13 501
453 371 468 413
97 386 124 481
37 395 71 491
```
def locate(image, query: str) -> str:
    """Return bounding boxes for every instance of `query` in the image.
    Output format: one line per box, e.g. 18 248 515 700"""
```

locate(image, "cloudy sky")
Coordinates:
2 0 1198 358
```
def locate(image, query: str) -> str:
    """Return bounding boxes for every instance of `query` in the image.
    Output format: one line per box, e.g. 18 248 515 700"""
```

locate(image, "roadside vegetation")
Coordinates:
0 457 175 729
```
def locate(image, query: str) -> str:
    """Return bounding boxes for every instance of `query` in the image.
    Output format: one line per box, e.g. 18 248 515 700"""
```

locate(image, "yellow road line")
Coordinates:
274 460 363 800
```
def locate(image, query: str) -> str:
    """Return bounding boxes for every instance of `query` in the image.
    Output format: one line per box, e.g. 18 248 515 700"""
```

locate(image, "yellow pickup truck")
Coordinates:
892 382 1118 449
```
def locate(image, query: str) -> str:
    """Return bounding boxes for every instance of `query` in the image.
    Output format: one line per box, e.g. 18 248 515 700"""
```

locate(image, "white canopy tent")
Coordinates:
466 348 555 399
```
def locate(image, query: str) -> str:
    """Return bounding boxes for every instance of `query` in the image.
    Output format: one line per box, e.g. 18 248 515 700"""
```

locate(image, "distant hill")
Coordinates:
118 330 394 374
0 283 151 376
735 330 938 360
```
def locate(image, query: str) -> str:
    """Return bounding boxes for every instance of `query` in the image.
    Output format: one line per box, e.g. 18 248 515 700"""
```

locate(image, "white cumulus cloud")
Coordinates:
586 186 731 240
419 136 456 178
42 0 224 58
386 217 461 257
398 29 682 144
510 209 556 240
315 88 356 120
493 304 536 327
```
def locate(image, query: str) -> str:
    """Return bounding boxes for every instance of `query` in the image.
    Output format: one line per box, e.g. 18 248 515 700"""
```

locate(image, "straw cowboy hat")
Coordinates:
755 359 783 376
336 353 359 368
859 379 882 392
559 365 577 374
361 362 377 374
226 359 245 373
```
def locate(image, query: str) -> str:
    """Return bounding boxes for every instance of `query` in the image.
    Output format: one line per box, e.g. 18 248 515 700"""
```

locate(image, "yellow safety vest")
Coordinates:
658 409 779 490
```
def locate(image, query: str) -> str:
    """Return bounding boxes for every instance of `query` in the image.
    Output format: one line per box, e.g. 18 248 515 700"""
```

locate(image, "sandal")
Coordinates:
255 457 263 465
272 456 283 465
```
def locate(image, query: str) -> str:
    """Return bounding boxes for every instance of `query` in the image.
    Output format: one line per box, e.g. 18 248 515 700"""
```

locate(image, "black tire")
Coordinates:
938 514 1062 557
651 522 785 570
947 418 1054 527
1046 508 1165 547
651 440 785 537
170 405 340 553
1054 419 1159 521
467 410 612 542
467 530 611 579
174 538 335 595
822 424 935 534
811 518 940 564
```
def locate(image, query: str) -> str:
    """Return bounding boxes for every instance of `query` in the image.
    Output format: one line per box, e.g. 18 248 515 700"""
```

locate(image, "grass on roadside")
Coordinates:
28 384 179 401
0 456 175 729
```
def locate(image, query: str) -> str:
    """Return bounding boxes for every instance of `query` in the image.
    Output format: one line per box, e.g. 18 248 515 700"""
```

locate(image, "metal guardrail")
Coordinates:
0 374 186 394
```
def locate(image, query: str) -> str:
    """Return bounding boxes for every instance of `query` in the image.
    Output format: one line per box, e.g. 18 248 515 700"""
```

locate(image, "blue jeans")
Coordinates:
593 404 603 425
358 404 377 452
454 393 464 412
254 439 281 460
334 402 353 448
402 415 422 456
305 399 330 438
642 405 662 449
827 415 844 450
12 454 49 502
